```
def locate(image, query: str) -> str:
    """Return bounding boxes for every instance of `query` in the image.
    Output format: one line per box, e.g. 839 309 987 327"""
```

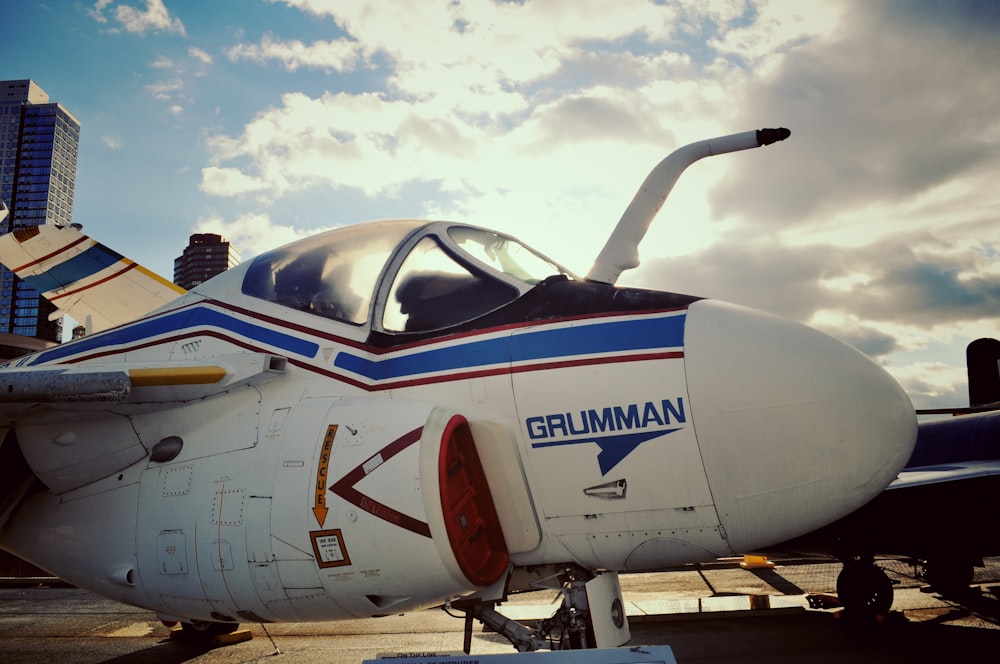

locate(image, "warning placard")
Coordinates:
311 529 352 569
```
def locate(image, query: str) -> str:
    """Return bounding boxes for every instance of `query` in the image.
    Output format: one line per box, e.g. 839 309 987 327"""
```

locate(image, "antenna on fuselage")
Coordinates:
587 127 790 285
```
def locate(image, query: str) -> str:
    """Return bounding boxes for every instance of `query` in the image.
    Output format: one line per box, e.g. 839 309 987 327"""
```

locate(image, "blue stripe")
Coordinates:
335 314 685 381
335 336 511 380
22 243 124 293
30 307 319 364
510 315 685 362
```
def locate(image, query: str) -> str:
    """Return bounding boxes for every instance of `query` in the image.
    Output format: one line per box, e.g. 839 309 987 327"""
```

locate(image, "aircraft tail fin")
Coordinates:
0 223 186 334
968 338 1000 408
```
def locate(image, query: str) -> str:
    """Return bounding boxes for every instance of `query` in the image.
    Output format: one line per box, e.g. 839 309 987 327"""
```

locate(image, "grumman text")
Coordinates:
526 398 686 440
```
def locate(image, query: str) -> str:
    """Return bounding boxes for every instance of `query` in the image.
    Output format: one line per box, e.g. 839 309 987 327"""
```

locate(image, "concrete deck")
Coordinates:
1 556 998 663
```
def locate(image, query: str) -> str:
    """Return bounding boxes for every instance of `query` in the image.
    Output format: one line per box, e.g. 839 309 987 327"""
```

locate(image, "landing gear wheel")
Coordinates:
836 561 893 618
177 619 241 643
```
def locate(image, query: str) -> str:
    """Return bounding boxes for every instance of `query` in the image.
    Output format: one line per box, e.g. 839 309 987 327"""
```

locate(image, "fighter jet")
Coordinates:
0 129 917 651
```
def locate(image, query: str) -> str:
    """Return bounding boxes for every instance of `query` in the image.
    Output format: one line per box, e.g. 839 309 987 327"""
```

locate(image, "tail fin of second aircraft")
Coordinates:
968 338 1000 408
0 221 186 335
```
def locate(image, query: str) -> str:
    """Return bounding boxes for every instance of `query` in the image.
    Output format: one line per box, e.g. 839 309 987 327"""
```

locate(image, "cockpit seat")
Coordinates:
397 271 515 332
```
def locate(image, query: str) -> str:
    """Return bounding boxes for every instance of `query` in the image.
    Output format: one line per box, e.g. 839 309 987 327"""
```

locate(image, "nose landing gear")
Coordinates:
835 558 894 618
455 567 630 652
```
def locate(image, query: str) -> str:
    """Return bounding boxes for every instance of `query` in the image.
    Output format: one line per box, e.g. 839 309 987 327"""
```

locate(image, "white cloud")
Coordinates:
149 55 174 69
188 46 213 65
712 1 1000 229
889 360 969 409
138 46 212 118
227 35 361 72
102 134 123 150
114 0 186 36
200 167 269 197
88 0 114 24
201 2 762 265
709 0 843 67
146 78 182 100
198 84 695 271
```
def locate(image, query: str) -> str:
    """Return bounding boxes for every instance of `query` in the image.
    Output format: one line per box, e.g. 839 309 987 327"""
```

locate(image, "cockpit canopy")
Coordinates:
240 220 572 333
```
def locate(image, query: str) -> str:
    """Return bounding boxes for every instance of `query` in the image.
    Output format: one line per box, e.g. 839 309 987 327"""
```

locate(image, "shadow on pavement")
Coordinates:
92 639 213 664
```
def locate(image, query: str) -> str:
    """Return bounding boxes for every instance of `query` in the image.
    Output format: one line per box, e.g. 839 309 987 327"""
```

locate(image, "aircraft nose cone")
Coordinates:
684 300 917 552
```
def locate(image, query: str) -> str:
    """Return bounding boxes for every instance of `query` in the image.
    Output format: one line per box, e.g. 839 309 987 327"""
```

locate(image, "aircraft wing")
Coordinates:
0 352 287 494
0 222 186 333
888 459 1000 489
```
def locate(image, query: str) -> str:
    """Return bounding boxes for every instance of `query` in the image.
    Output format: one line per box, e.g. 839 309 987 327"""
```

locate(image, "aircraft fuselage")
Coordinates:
0 224 917 623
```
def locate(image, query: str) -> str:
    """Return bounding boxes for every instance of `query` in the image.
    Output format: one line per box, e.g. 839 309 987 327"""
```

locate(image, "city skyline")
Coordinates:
2 1 999 409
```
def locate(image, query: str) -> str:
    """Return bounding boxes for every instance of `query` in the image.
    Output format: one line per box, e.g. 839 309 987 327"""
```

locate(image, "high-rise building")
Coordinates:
174 233 241 290
0 80 80 341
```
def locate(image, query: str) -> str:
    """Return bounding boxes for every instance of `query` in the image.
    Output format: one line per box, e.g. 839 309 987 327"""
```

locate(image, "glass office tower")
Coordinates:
0 79 80 341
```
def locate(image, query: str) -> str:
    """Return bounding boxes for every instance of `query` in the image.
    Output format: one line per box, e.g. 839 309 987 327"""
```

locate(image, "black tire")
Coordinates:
836 562 894 618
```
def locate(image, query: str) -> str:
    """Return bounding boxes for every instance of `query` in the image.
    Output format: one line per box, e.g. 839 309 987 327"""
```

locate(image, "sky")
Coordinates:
2 0 999 410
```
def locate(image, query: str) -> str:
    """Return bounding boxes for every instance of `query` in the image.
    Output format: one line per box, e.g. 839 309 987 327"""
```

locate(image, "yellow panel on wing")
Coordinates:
129 366 228 387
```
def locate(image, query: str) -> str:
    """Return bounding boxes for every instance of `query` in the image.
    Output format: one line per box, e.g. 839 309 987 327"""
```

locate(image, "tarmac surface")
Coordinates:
2 556 1000 663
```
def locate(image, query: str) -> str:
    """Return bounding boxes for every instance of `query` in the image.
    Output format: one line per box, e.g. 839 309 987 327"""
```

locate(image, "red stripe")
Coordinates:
14 235 90 272
49 262 138 300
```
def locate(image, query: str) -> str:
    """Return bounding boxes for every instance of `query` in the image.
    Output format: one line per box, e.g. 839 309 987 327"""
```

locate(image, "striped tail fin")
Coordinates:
0 222 186 333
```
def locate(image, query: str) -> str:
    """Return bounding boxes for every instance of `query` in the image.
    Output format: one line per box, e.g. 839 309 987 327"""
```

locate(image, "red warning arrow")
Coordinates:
313 425 337 527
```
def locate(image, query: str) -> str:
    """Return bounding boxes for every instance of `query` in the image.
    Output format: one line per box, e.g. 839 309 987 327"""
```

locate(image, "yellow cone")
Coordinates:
740 554 775 569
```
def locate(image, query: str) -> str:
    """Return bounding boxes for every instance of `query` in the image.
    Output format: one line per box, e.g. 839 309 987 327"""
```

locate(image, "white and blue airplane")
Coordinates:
0 129 917 652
